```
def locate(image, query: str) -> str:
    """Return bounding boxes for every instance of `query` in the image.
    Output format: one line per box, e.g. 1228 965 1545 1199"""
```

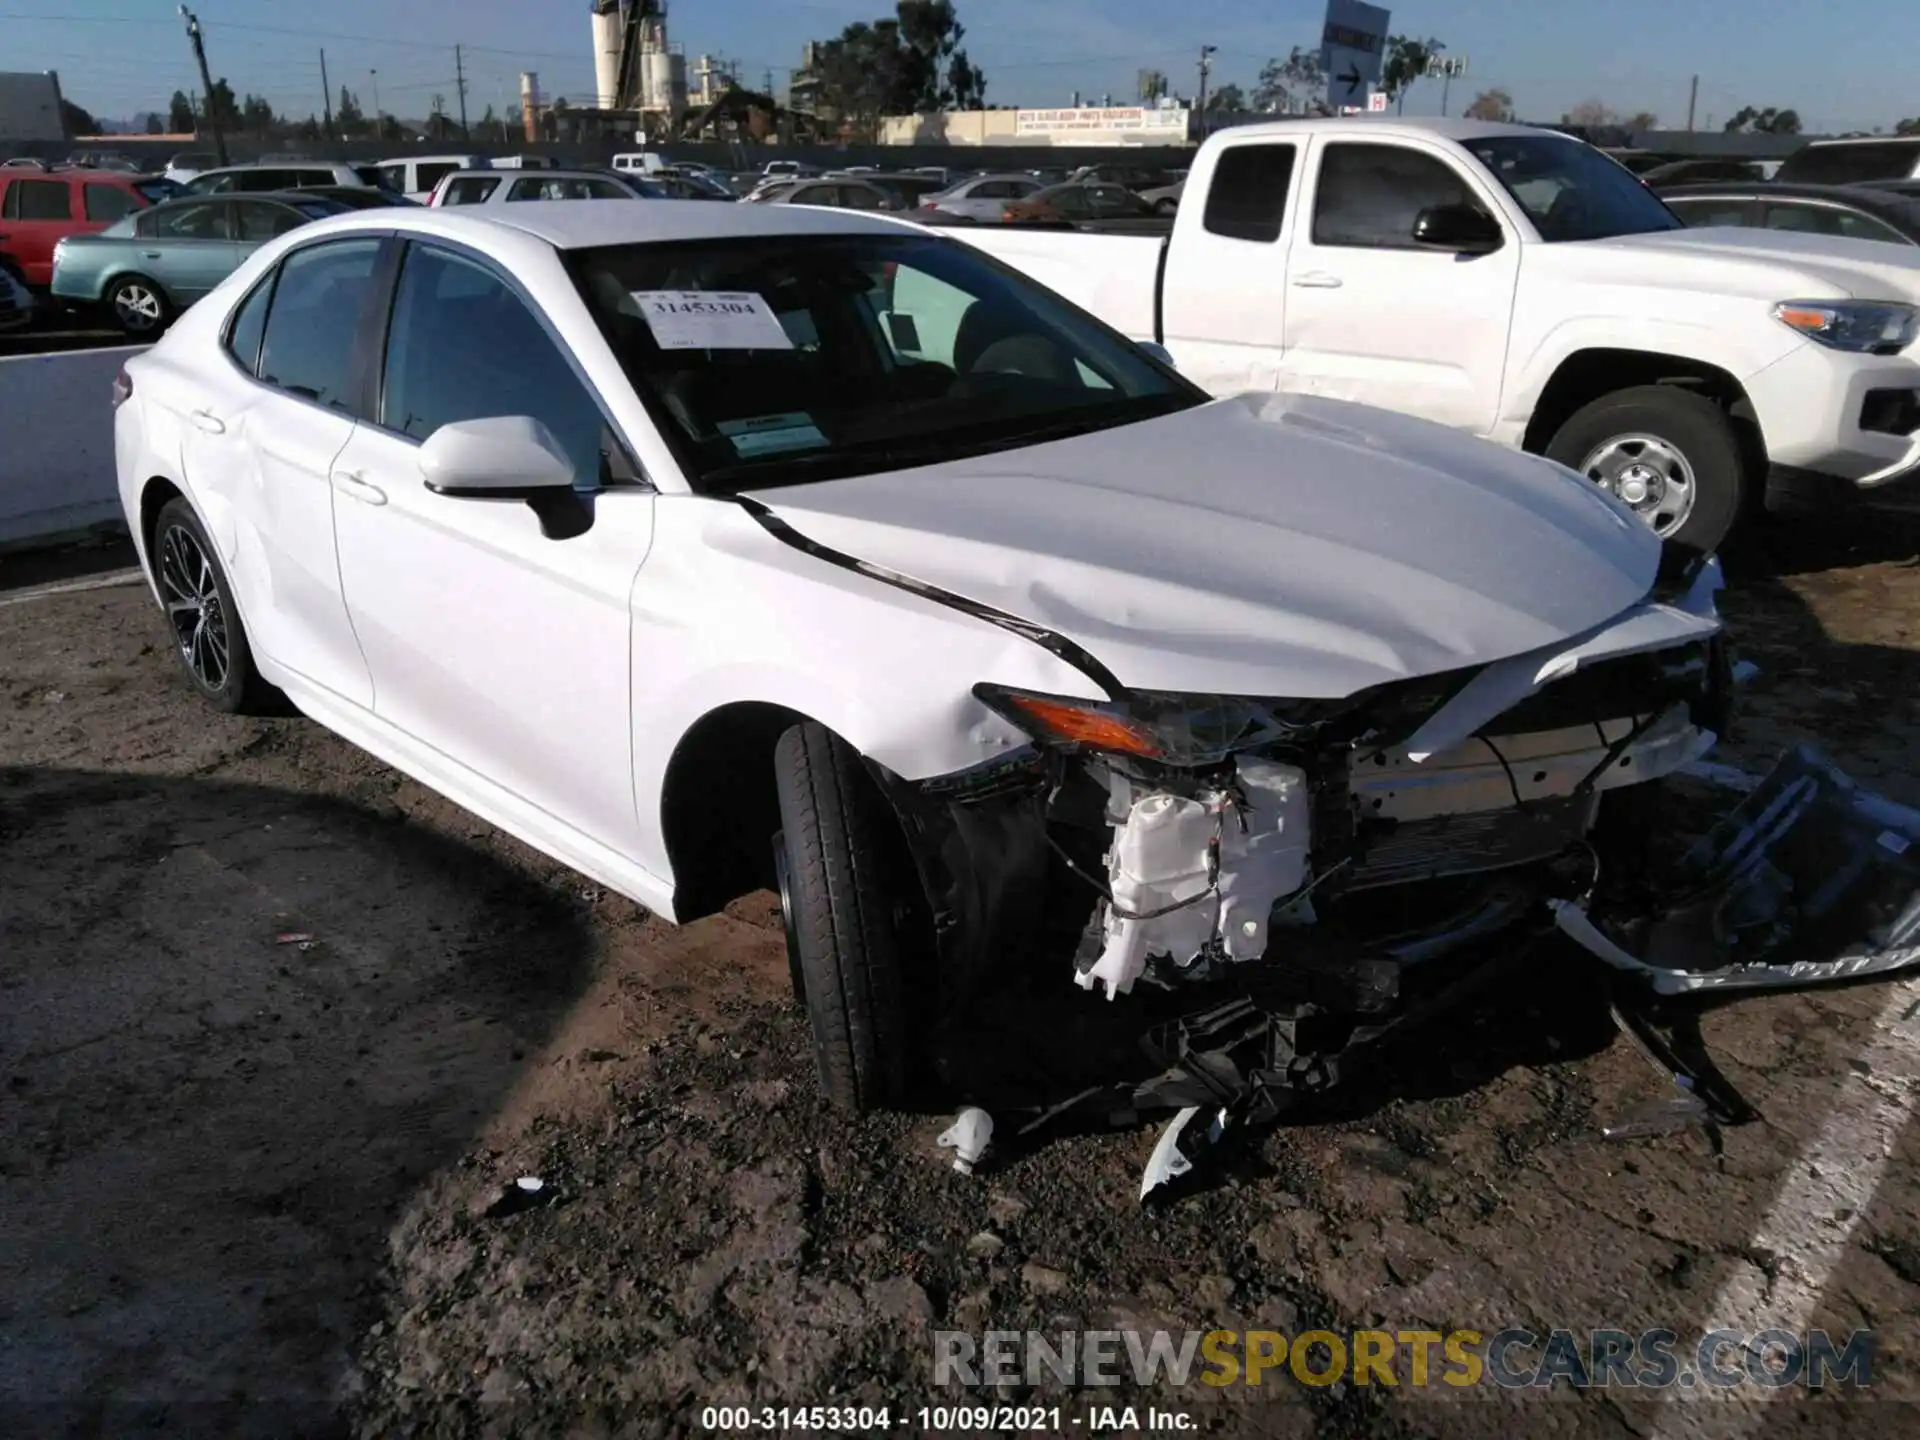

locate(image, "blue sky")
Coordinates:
3 0 1915 133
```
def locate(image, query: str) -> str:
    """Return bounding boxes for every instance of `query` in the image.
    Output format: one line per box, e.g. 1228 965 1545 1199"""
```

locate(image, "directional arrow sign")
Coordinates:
1321 0 1389 101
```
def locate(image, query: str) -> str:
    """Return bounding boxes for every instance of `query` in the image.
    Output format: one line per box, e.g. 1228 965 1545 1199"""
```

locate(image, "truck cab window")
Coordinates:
1203 143 1297 243
1312 144 1474 249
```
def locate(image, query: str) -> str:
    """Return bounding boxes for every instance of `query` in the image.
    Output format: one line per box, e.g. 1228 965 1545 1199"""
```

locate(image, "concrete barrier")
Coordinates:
0 344 146 549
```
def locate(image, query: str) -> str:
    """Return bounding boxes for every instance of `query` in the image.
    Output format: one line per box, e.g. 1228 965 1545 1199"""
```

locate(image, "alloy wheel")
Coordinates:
157 523 230 692
1577 432 1698 538
112 282 163 333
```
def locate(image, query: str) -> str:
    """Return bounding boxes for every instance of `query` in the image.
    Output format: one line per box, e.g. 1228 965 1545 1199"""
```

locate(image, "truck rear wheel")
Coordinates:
772 722 910 1112
1545 385 1745 558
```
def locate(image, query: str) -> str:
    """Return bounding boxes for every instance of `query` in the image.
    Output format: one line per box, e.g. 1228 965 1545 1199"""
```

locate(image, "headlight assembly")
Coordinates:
1772 299 1919 355
973 684 1352 766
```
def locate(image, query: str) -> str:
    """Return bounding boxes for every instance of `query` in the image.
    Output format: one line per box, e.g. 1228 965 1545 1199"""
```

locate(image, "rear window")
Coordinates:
134 179 181 204
442 176 501 205
1777 140 1920 186
355 166 391 189
1203 143 1297 243
6 178 72 220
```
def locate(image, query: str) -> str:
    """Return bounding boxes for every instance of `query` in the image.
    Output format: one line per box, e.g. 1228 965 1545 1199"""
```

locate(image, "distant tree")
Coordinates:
1463 87 1513 121
205 77 240 132
294 114 322 142
1899 117 1920 136
1624 110 1659 130
1205 82 1246 114
379 113 404 142
60 98 99 135
335 86 365 136
167 89 195 132
1380 36 1444 113
1562 98 1618 127
1723 104 1801 135
240 94 277 138
144 112 164 135
813 2 988 134
1138 68 1168 103
1252 45 1322 114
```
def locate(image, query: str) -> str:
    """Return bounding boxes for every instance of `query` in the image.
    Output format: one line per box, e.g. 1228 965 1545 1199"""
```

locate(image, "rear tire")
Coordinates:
107 274 170 337
1545 385 1746 560
151 498 279 714
773 722 911 1112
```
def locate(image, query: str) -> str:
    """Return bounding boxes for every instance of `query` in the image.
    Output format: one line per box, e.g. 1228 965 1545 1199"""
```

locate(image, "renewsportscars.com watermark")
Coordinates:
933 1327 1875 1391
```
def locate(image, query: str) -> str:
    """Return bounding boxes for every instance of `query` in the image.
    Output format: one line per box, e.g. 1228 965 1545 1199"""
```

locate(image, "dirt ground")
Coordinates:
4 510 1920 1439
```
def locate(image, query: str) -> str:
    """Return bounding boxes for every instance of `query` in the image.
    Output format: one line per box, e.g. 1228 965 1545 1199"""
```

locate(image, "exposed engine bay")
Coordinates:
873 557 1920 1198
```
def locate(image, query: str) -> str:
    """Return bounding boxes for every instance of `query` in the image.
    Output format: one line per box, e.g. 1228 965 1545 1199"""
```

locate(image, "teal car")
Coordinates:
50 192 345 336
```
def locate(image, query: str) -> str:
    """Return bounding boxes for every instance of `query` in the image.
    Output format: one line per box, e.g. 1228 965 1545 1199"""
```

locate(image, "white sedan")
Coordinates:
113 201 1730 1117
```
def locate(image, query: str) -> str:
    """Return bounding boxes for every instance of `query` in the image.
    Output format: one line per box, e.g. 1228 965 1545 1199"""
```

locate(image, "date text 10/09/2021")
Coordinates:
700 1407 1196 1432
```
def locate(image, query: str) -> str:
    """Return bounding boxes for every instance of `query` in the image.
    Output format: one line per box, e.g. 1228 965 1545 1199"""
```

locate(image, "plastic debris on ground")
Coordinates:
1140 1104 1230 1202
937 1108 993 1175
482 1175 558 1219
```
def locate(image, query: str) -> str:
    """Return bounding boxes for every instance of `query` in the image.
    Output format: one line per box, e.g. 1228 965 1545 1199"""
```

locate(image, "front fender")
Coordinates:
627 496 1103 881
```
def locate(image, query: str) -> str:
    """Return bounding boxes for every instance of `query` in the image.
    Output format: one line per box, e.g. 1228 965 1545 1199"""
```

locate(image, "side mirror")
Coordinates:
419 415 577 499
1411 202 1504 255
1137 341 1177 370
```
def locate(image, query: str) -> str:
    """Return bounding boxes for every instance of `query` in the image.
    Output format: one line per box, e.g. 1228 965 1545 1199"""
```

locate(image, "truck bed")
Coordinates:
948 226 1165 343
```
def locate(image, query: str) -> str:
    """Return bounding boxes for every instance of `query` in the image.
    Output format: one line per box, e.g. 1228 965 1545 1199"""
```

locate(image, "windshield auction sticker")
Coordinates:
631 290 795 350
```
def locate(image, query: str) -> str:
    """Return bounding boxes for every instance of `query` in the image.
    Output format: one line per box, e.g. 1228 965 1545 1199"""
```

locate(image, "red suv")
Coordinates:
0 169 172 289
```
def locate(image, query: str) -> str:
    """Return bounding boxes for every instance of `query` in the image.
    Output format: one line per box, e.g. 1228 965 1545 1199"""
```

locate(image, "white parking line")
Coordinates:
1652 977 1920 1427
0 567 145 607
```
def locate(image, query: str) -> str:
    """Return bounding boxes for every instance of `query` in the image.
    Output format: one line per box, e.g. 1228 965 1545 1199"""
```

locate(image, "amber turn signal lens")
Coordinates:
1000 695 1164 758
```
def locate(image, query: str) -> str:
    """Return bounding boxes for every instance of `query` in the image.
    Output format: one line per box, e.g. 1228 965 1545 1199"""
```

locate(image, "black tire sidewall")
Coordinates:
773 723 910 1112
153 498 260 713
1545 386 1745 559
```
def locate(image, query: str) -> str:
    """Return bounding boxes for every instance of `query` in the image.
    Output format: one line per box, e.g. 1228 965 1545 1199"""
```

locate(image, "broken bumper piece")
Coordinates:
1557 745 1920 995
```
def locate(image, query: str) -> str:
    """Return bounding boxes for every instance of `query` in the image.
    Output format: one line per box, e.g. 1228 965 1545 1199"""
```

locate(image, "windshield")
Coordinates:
135 178 184 203
567 233 1202 495
1462 135 1685 242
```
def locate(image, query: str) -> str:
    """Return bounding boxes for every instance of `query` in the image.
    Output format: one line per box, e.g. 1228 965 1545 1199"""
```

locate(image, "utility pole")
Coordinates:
1686 74 1698 131
320 48 334 140
177 7 227 165
370 68 381 138
455 45 470 138
1196 43 1216 133
1440 67 1453 116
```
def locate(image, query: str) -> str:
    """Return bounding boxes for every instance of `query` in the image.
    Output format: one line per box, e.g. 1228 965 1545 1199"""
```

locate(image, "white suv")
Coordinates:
185 162 387 195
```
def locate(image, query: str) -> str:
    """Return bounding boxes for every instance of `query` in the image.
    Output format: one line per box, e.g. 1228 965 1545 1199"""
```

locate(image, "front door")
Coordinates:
139 198 241 303
331 239 652 853
1282 139 1521 437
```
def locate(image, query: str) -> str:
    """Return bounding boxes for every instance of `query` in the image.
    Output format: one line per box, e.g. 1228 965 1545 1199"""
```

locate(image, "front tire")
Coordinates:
151 498 278 714
1545 385 1746 558
773 722 911 1112
107 274 170 337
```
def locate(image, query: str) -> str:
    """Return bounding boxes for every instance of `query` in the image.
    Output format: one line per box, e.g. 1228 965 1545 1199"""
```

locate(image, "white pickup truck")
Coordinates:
954 117 1920 554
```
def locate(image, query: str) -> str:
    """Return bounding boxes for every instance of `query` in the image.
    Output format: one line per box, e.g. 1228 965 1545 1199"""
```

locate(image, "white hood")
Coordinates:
748 394 1659 699
1558 227 1920 303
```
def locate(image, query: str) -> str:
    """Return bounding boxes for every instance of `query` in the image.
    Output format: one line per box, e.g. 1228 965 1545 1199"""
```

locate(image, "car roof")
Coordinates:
294 198 910 250
1216 116 1546 144
1795 135 1920 149
1658 180 1915 212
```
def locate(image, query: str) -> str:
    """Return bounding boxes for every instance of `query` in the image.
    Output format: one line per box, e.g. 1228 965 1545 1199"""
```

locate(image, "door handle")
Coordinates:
1291 271 1344 289
330 470 387 506
189 408 225 434
140 250 162 260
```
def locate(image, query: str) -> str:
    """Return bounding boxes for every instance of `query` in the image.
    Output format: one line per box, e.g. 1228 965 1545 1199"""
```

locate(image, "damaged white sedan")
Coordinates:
116 201 1902 1138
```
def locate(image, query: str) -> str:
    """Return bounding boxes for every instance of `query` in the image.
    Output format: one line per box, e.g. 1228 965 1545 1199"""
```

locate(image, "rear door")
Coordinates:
1281 137 1520 435
0 176 78 284
183 236 385 708
1157 139 1299 396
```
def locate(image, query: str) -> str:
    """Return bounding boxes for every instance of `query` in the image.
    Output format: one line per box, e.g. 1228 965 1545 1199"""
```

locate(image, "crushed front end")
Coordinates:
874 557 1919 1195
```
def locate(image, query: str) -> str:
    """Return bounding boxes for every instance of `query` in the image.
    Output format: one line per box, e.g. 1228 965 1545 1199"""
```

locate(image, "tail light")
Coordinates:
110 367 132 409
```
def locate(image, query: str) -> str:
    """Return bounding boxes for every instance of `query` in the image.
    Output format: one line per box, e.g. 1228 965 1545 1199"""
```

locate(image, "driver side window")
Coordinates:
379 243 619 487
1312 143 1477 249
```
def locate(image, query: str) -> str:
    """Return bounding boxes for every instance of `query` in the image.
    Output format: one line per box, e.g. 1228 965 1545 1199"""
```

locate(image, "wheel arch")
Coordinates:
658 699 814 922
1521 347 1766 460
137 475 185 579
